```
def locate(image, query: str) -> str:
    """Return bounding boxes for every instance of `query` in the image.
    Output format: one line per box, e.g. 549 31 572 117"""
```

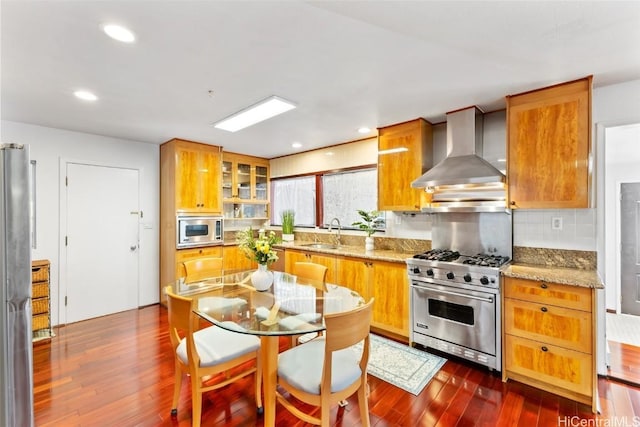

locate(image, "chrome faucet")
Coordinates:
328 218 341 246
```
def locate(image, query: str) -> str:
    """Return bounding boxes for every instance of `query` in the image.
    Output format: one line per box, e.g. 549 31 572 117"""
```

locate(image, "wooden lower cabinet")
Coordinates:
335 256 409 339
222 245 256 271
175 246 223 278
335 256 369 306
503 276 596 412
284 249 337 283
283 249 409 339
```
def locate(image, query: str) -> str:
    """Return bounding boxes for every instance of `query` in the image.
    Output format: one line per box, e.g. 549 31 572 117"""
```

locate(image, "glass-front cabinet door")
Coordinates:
222 152 270 219
222 160 233 200
255 165 268 202
236 162 251 200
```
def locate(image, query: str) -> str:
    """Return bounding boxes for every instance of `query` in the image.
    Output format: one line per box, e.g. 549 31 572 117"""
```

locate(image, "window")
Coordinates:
272 167 384 231
272 176 316 226
322 168 378 227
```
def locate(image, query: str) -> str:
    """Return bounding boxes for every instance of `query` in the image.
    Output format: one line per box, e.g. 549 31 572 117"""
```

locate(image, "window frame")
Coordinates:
270 164 378 230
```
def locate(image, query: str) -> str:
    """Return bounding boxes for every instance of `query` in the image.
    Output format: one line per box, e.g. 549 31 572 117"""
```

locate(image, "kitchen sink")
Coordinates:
300 243 339 250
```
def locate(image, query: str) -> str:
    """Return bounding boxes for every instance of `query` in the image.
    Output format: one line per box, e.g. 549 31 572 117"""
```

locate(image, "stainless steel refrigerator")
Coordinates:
0 143 34 426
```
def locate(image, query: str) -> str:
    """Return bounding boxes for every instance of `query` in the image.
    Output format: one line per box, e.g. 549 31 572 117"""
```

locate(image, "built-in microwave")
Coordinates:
176 215 223 249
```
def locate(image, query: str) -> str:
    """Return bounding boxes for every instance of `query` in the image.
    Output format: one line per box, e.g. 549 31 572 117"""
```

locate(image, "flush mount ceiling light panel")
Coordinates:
213 95 296 132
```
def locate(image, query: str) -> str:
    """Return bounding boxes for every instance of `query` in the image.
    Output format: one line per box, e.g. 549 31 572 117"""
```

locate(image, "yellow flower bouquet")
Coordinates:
237 227 280 265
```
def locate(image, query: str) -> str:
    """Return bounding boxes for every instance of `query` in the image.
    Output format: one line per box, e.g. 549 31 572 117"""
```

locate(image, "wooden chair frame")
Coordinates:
289 262 329 347
276 298 374 427
165 285 262 427
181 257 223 282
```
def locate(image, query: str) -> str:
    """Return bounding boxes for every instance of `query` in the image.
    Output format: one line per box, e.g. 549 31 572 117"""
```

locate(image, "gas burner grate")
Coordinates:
462 254 510 268
413 249 460 262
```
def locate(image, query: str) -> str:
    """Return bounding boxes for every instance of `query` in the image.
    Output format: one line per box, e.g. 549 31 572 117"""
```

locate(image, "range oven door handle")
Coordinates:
411 284 494 303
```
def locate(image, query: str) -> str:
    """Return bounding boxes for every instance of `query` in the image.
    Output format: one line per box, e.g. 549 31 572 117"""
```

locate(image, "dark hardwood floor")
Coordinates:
607 340 640 385
34 305 640 426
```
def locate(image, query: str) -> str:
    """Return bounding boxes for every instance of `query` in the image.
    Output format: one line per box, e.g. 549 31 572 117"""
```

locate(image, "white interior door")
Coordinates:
65 163 139 323
621 182 640 316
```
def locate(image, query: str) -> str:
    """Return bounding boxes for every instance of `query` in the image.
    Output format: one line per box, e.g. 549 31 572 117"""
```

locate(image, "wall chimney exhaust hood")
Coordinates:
411 106 508 213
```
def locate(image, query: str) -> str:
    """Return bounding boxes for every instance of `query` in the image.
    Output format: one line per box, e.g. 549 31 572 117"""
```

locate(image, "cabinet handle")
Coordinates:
540 282 548 289
541 346 548 352
510 201 516 206
541 307 548 312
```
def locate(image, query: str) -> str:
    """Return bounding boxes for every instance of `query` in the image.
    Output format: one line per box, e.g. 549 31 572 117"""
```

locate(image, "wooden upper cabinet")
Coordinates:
506 76 592 209
222 152 270 203
162 138 223 213
377 118 433 211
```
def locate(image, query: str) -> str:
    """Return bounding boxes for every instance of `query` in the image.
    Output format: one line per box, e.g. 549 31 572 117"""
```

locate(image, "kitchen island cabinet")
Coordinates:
502 275 597 412
377 118 432 211
506 76 592 209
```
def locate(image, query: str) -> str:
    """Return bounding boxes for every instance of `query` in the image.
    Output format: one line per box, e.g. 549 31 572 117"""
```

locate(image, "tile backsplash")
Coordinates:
513 208 596 251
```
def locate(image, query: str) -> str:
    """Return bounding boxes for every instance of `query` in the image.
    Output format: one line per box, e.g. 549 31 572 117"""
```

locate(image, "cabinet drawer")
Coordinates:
504 277 591 311
32 314 50 331
32 282 49 299
504 297 592 353
32 297 49 315
505 334 592 398
176 246 223 262
175 246 223 279
31 262 49 283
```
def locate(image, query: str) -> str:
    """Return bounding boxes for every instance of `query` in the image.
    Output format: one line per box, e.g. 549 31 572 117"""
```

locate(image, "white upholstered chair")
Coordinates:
275 298 374 427
165 285 262 427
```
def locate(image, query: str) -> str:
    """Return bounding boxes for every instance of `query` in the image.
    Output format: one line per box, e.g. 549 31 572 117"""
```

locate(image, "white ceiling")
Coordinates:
2 1 639 158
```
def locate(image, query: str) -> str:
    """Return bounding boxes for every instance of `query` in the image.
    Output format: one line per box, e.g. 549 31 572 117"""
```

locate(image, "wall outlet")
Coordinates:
552 217 563 230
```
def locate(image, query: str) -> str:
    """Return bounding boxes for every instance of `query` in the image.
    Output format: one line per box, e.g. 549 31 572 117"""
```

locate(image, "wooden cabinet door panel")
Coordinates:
223 245 256 271
505 334 592 398
378 119 432 211
200 149 222 212
504 277 591 311
370 260 409 337
175 246 223 278
335 256 369 301
309 253 337 284
507 77 591 209
504 298 592 353
175 147 200 210
284 250 311 274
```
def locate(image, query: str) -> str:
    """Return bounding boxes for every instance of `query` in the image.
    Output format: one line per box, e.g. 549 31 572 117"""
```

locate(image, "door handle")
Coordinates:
130 245 138 251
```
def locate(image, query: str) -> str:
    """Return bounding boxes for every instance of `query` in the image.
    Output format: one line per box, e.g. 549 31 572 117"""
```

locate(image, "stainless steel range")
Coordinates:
406 212 512 372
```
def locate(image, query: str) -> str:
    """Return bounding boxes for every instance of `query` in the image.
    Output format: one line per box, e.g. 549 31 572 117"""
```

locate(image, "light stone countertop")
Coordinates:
225 240 414 264
502 263 604 289
275 242 414 264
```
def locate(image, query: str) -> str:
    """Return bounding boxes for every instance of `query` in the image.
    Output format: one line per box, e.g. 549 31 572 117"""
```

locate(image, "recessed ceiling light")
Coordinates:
74 90 98 101
292 142 302 149
102 24 136 43
213 95 296 132
497 158 507 162
358 127 371 134
325 152 334 156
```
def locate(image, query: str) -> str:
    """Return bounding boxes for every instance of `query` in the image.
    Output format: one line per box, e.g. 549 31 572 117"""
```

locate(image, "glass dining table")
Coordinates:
174 269 365 427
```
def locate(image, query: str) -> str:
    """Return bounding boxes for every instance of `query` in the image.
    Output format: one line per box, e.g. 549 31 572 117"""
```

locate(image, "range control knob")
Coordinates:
480 276 489 285
446 271 455 280
464 273 472 282
426 269 434 276
412 267 420 274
